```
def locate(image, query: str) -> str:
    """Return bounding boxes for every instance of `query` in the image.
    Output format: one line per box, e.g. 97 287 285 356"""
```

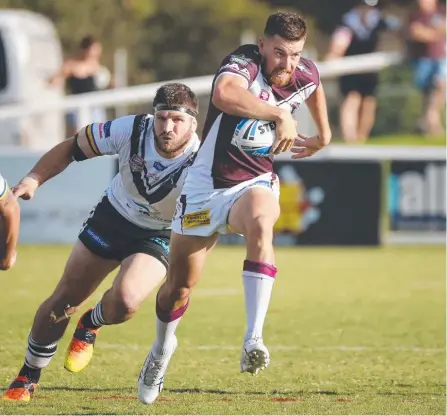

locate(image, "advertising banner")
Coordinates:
388 161 446 232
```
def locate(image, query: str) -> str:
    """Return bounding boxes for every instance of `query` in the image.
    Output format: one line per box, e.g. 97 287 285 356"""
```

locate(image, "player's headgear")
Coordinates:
153 83 199 117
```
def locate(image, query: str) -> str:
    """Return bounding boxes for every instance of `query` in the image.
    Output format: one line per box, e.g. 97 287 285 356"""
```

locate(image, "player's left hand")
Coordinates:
290 134 325 159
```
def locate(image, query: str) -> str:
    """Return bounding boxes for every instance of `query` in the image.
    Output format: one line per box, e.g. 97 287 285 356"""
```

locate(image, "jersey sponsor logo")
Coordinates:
103 120 112 138
221 63 241 71
130 154 145 172
85 227 110 248
183 209 211 228
153 161 167 171
259 89 270 102
98 123 104 139
230 55 250 66
221 63 251 79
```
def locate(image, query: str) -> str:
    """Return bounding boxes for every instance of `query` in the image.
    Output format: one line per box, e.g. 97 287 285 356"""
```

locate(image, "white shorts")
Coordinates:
172 172 279 237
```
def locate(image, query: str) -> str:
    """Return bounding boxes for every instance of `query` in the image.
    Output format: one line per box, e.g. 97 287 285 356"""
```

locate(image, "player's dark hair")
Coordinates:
153 83 199 116
264 12 307 41
79 35 97 50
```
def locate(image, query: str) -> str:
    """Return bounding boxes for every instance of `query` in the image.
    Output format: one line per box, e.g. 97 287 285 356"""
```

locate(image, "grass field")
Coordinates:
0 245 445 415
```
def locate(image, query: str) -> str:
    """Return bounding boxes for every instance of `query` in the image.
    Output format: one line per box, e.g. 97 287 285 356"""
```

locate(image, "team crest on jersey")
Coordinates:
259 89 270 102
129 154 145 172
290 102 300 114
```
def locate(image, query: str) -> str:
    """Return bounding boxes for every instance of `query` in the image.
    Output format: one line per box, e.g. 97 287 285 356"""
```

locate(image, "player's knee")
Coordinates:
113 299 138 323
244 215 275 249
167 285 191 303
111 286 141 322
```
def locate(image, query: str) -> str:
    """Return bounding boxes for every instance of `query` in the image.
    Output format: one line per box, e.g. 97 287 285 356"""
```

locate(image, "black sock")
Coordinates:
19 363 41 383
80 309 101 329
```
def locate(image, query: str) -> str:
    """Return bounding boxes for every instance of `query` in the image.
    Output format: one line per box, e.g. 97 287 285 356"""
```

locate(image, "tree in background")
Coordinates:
137 0 282 82
0 0 294 84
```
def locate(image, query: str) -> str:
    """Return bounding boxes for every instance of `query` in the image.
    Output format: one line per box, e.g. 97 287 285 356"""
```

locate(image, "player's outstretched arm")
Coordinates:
290 83 331 160
213 75 297 154
0 182 20 270
13 127 100 200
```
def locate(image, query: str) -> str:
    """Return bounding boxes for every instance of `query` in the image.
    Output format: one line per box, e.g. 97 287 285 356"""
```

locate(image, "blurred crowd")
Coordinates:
1 0 445 144
326 0 445 142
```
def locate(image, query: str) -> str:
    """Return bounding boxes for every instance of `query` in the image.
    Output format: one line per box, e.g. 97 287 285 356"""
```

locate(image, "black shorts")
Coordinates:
78 196 170 268
339 72 379 97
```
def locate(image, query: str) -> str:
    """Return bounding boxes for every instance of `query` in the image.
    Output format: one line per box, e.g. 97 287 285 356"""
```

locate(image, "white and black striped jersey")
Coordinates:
85 114 200 230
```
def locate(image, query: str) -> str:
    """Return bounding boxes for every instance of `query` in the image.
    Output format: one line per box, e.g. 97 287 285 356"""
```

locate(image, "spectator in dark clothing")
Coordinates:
49 35 111 135
326 0 400 142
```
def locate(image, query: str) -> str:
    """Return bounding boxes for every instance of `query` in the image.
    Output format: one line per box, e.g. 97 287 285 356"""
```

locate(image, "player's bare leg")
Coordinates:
228 187 280 375
425 81 445 136
138 232 217 404
357 96 377 142
340 91 361 142
3 241 118 401
65 253 166 373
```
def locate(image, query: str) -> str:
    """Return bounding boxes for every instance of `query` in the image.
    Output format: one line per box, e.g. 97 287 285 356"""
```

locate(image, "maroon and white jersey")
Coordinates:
186 44 320 191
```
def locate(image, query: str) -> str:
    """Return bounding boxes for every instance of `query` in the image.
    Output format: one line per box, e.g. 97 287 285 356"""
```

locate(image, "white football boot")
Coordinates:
240 337 270 375
138 336 177 404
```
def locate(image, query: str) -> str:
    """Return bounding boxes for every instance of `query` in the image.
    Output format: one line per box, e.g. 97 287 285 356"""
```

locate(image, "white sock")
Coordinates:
25 335 58 369
242 260 277 342
153 297 189 355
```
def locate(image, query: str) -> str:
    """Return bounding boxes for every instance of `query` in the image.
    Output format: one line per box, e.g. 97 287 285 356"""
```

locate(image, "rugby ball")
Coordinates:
231 118 276 157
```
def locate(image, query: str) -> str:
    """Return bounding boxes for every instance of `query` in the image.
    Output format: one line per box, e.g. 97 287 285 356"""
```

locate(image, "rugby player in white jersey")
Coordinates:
138 12 332 404
3 83 200 402
0 174 20 271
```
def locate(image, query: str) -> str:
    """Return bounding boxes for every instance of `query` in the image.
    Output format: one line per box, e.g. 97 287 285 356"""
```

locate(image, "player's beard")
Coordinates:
261 58 293 87
268 68 293 87
154 130 192 156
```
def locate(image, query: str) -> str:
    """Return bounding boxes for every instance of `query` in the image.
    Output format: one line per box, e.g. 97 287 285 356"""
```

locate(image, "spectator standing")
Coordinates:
326 0 400 142
408 0 446 136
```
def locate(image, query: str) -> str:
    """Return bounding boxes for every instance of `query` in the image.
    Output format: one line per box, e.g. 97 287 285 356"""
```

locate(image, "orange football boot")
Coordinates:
64 309 100 373
2 376 38 402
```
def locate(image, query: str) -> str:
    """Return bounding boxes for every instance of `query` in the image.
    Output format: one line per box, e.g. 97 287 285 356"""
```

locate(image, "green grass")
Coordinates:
0 245 445 415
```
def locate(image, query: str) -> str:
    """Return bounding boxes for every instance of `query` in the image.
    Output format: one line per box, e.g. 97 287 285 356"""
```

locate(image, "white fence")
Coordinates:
0 51 404 142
